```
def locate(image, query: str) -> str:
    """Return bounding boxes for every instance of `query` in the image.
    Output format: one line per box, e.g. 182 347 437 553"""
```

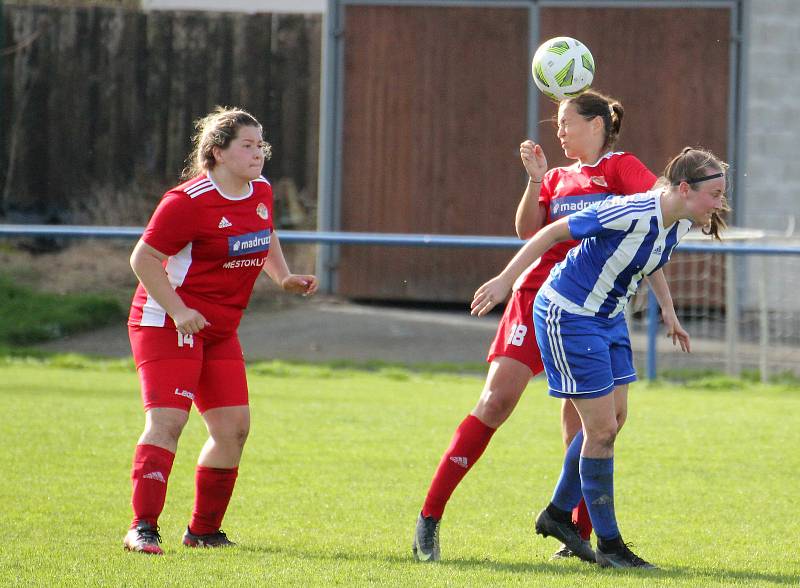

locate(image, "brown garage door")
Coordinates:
336 3 731 303
536 6 731 307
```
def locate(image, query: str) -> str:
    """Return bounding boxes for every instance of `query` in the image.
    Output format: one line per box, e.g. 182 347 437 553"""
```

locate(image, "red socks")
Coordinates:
422 414 496 519
188 466 239 535
573 498 593 541
420 414 594 538
130 444 175 528
130 445 238 536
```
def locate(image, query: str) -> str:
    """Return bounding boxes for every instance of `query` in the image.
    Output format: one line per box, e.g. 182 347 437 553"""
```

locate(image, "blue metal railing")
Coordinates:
3 224 799 379
3 224 800 255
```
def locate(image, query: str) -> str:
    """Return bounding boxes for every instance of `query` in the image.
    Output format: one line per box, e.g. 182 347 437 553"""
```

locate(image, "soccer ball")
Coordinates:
531 37 595 102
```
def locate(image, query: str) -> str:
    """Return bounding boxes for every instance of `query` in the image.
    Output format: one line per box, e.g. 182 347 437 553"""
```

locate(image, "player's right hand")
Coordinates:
172 308 210 335
520 140 548 182
663 312 691 353
471 275 511 317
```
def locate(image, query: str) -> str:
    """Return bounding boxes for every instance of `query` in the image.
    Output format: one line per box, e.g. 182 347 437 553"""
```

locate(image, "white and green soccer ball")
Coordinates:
531 37 595 102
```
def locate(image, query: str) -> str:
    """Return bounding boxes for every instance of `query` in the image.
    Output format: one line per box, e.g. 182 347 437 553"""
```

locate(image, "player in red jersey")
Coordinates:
123 106 317 555
413 90 688 562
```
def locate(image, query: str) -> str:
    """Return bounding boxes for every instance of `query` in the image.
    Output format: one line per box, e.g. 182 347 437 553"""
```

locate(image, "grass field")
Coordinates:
0 274 124 346
1 357 798 587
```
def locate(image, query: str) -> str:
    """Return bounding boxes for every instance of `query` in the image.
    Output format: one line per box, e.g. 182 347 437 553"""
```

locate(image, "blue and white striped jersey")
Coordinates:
541 189 691 318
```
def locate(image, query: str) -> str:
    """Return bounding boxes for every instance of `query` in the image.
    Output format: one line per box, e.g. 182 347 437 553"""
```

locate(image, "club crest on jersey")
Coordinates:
228 229 271 257
256 202 269 220
589 176 608 187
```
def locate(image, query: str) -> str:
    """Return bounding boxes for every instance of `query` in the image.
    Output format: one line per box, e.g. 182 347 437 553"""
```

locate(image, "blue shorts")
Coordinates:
533 293 637 399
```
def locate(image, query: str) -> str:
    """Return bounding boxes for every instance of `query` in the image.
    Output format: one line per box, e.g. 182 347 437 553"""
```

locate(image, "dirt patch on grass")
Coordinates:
0 241 138 305
0 239 319 309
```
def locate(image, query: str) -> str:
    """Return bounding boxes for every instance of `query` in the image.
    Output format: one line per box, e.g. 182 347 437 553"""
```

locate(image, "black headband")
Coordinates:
680 172 724 185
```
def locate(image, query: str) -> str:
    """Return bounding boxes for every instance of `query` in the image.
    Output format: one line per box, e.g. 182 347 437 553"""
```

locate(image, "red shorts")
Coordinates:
486 288 544 375
128 325 248 413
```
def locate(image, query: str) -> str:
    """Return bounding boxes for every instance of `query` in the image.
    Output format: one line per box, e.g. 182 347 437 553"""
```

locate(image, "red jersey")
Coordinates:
128 174 274 339
515 152 656 291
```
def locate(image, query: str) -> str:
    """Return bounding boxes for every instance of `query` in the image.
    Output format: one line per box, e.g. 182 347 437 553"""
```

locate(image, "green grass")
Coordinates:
1 359 798 587
0 275 124 345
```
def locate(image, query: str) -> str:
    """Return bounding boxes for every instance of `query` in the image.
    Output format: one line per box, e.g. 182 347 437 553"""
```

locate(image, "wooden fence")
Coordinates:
0 5 320 226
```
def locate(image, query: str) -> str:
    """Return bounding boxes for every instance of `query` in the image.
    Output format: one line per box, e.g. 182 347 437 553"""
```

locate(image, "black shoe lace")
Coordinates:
555 517 583 539
139 526 162 545
421 518 440 550
568 521 581 535
619 542 649 566
546 509 581 535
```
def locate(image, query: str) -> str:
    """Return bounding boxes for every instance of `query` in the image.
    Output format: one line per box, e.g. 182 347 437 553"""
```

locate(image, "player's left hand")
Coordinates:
471 275 511 317
281 274 319 296
663 312 691 353
520 140 548 182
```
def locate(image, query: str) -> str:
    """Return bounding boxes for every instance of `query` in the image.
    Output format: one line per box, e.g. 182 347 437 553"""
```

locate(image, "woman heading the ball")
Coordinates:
123 106 318 555
470 146 729 567
413 90 688 562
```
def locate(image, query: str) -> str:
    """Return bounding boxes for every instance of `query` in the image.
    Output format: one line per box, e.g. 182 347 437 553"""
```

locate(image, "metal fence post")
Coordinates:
725 253 739 376
647 287 658 380
758 257 768 383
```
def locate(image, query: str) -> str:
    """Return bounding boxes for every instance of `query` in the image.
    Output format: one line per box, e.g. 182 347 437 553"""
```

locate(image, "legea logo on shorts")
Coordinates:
228 229 271 257
174 388 195 400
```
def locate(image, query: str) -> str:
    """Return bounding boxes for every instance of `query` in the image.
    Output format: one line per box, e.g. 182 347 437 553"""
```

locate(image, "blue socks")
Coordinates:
550 429 584 512
579 456 619 541
548 432 622 542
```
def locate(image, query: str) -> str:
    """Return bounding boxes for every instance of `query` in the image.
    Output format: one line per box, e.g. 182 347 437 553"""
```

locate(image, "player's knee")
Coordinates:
144 418 187 446
600 428 617 450
475 389 516 426
588 427 617 451
233 424 250 447
142 410 189 445
212 422 250 449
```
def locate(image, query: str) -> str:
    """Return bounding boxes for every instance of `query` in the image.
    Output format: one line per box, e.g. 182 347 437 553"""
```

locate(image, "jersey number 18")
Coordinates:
507 323 528 347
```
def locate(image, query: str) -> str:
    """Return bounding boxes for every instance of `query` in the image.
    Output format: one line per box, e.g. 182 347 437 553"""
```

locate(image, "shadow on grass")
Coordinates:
654 565 797 585
237 545 565 574
236 545 797 584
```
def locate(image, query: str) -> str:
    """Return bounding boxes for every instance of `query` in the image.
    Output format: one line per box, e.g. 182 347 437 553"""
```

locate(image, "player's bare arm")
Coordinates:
515 140 549 239
472 218 572 317
645 269 691 353
129 239 209 334
261 233 318 296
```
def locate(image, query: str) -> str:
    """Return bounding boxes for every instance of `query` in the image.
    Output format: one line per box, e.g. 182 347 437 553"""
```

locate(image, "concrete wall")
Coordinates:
743 0 800 233
738 0 800 317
